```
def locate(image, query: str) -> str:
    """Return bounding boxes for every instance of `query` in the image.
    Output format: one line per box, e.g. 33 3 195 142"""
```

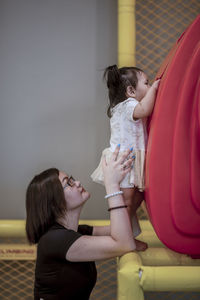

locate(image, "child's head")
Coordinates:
104 65 149 117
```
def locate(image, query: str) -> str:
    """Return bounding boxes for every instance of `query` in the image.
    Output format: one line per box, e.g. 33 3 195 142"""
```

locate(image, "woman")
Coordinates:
26 146 136 300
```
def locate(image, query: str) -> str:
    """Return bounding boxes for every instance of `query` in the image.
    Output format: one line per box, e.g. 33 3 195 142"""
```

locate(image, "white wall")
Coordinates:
0 0 117 219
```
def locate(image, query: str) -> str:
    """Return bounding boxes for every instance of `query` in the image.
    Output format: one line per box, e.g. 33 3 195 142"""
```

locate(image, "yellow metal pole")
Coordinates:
140 265 200 292
0 220 26 237
138 247 200 266
0 220 110 237
0 220 162 246
118 0 136 67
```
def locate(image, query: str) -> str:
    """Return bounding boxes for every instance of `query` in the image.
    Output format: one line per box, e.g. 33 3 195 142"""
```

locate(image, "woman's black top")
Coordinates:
34 223 97 300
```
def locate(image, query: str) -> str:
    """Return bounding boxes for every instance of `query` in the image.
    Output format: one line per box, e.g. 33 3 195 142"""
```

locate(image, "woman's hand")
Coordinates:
102 145 134 189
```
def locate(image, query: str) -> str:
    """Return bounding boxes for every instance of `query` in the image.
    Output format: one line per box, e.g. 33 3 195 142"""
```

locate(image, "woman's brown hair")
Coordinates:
26 168 67 244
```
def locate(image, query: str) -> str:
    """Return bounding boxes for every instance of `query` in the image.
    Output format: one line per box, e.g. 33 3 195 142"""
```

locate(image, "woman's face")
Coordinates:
135 72 151 101
59 171 90 210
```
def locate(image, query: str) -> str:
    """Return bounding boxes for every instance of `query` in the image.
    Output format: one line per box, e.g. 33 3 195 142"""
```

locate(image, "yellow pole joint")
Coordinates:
118 0 136 67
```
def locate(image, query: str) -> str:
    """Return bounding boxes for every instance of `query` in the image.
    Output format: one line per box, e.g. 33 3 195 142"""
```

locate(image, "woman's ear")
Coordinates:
126 86 136 98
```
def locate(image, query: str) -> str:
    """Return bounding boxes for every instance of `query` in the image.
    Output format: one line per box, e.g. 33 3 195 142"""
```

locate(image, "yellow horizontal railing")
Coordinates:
0 220 110 237
0 219 156 237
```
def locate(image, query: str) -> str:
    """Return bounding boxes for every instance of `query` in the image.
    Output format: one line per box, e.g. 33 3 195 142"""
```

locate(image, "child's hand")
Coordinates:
152 79 160 90
102 145 134 189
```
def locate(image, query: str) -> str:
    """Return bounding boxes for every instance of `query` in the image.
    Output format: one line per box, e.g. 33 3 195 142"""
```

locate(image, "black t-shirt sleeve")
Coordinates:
78 224 93 236
41 225 93 260
43 228 82 260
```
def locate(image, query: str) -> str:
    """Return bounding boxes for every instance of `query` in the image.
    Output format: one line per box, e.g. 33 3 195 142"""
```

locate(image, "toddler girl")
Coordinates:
91 65 160 251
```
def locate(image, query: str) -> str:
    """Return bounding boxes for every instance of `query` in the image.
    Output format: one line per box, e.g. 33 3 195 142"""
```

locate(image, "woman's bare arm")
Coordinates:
66 147 135 262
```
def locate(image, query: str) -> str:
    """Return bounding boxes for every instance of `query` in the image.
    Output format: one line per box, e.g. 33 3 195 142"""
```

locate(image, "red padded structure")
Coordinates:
145 15 200 257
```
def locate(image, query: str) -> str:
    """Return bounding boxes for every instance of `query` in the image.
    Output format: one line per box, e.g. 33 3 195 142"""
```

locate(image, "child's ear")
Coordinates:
126 86 136 98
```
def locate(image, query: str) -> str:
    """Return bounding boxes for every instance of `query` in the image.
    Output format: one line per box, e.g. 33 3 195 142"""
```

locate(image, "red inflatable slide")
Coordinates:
145 15 200 257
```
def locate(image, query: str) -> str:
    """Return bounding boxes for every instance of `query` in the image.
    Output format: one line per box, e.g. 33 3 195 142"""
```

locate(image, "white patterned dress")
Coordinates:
91 97 147 190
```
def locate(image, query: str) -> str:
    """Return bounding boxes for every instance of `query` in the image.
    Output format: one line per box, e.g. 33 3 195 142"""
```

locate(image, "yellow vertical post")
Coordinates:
117 252 144 300
118 0 136 67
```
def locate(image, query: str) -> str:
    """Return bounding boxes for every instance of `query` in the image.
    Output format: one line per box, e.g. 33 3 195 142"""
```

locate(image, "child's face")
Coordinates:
135 72 150 101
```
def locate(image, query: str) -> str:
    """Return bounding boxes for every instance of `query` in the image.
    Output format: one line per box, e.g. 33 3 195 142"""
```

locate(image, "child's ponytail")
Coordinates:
103 65 121 89
104 65 126 118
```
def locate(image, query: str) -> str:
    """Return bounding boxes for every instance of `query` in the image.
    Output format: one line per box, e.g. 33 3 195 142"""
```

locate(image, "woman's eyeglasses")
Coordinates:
63 176 75 189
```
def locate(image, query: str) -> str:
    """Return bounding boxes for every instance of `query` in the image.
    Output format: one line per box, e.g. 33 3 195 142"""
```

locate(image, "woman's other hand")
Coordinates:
102 145 133 189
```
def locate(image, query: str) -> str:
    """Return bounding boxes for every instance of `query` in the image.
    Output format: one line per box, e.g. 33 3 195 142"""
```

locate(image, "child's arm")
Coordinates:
133 79 160 119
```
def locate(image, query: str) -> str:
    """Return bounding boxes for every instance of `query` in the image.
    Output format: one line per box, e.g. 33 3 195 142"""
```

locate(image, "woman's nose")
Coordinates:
74 181 81 188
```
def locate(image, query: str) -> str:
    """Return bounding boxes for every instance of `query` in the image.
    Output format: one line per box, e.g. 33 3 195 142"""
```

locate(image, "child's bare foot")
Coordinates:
135 239 148 251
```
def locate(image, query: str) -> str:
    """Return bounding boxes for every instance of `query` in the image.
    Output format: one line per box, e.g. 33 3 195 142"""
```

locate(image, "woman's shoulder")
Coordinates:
39 223 93 243
38 224 83 254
39 223 79 243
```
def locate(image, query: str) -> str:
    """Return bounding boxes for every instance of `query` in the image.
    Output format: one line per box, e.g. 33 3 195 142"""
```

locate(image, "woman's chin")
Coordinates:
83 191 90 201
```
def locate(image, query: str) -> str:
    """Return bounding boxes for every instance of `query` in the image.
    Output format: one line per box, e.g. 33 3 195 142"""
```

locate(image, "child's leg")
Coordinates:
141 198 150 220
121 187 148 251
121 188 141 222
